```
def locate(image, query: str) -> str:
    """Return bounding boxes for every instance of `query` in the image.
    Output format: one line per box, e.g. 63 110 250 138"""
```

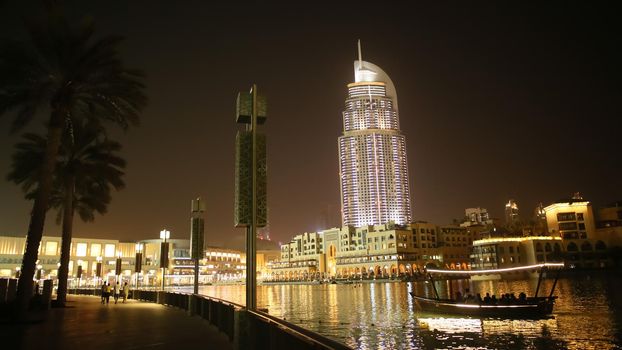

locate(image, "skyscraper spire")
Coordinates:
357 39 363 70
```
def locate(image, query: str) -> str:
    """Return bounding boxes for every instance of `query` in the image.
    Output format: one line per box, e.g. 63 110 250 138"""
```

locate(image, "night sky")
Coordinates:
0 1 620 247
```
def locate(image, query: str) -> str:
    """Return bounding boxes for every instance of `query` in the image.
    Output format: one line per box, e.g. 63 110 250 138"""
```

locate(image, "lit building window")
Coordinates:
90 244 101 257
104 244 116 257
76 243 88 257
45 241 57 256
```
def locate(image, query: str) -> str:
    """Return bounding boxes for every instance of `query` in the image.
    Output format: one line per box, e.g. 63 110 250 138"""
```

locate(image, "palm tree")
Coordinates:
0 9 145 312
8 121 126 306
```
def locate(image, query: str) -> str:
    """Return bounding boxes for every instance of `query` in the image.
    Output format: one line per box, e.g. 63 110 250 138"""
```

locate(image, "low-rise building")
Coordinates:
0 233 252 286
544 196 611 268
437 225 481 270
470 236 564 279
269 223 445 280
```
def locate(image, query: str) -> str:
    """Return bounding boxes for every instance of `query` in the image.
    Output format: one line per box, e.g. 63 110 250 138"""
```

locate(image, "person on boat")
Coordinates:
510 293 517 302
465 288 473 300
491 294 497 304
455 291 463 302
518 292 527 303
476 293 483 304
483 292 491 304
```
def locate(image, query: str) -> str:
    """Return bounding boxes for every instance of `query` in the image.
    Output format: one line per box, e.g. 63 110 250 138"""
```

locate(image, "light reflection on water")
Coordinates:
176 272 622 349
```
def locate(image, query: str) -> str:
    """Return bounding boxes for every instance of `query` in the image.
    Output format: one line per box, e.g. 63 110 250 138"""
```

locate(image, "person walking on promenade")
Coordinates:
105 282 112 304
101 282 107 304
113 282 120 304
122 282 129 303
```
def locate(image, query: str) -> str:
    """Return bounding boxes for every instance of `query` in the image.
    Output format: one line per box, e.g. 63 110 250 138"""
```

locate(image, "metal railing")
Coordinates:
246 310 351 350
70 288 350 349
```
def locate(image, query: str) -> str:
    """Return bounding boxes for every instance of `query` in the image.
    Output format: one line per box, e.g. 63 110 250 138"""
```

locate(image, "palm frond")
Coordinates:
7 118 127 224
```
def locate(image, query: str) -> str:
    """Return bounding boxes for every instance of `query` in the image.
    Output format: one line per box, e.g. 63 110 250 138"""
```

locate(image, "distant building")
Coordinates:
198 246 245 282
0 233 257 285
543 196 596 240
437 225 482 269
271 230 328 280
461 207 494 227
0 233 184 286
338 42 412 227
543 195 610 268
595 201 622 251
470 236 564 279
597 201 622 228
504 199 520 226
532 202 548 235
269 222 454 280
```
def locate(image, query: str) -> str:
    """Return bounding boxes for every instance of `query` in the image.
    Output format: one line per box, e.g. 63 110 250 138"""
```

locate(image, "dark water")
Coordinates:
188 272 622 349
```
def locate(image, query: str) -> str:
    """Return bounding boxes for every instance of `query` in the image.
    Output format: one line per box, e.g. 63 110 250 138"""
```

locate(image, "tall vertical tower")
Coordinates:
505 199 519 226
339 41 412 227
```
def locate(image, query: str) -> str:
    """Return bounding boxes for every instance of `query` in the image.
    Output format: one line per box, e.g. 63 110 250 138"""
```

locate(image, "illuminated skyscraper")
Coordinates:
339 42 412 227
505 199 520 226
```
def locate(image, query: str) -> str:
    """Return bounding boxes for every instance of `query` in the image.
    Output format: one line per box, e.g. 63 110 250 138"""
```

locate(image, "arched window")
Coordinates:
554 243 561 252
567 242 578 252
595 241 607 251
536 242 543 252
581 241 592 251
545 243 552 252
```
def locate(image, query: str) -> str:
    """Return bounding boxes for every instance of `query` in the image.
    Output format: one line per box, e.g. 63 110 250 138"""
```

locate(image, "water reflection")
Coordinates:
184 273 621 349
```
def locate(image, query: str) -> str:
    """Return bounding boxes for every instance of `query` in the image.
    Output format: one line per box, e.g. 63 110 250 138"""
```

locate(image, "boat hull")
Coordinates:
410 293 554 319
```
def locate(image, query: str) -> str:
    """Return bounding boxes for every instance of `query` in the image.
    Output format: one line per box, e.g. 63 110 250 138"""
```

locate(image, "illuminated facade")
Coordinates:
461 207 494 227
543 198 596 240
437 225 482 269
268 223 447 280
0 233 153 284
505 199 519 226
470 236 564 279
338 43 412 227
543 196 611 268
0 234 258 285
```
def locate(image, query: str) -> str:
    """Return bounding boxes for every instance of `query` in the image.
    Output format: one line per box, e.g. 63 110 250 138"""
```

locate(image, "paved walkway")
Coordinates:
1 295 233 350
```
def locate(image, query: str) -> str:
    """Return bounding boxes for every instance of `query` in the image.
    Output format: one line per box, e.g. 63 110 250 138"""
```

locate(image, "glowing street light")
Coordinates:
160 229 171 240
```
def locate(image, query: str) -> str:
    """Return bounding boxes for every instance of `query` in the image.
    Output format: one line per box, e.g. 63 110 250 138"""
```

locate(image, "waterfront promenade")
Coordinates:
1 295 233 350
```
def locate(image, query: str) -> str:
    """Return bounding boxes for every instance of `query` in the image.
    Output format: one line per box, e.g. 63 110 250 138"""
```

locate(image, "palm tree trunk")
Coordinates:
15 108 65 317
55 175 75 306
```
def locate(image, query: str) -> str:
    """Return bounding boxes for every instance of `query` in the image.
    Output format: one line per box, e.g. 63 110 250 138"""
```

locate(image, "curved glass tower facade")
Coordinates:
339 58 412 227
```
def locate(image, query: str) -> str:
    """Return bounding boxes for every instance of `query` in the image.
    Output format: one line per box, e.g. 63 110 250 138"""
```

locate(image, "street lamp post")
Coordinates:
115 252 122 285
135 243 143 289
96 256 103 286
160 229 170 290
234 84 267 310
190 198 205 295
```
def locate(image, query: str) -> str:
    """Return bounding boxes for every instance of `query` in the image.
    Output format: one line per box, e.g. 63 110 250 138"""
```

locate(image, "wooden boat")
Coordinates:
410 294 555 318
410 263 564 319
331 279 354 285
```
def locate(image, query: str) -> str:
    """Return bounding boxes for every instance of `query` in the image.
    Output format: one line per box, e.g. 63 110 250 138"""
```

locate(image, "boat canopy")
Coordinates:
426 262 564 275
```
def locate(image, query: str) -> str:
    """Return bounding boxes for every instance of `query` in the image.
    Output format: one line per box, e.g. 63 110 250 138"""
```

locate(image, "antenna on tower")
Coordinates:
357 39 363 69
